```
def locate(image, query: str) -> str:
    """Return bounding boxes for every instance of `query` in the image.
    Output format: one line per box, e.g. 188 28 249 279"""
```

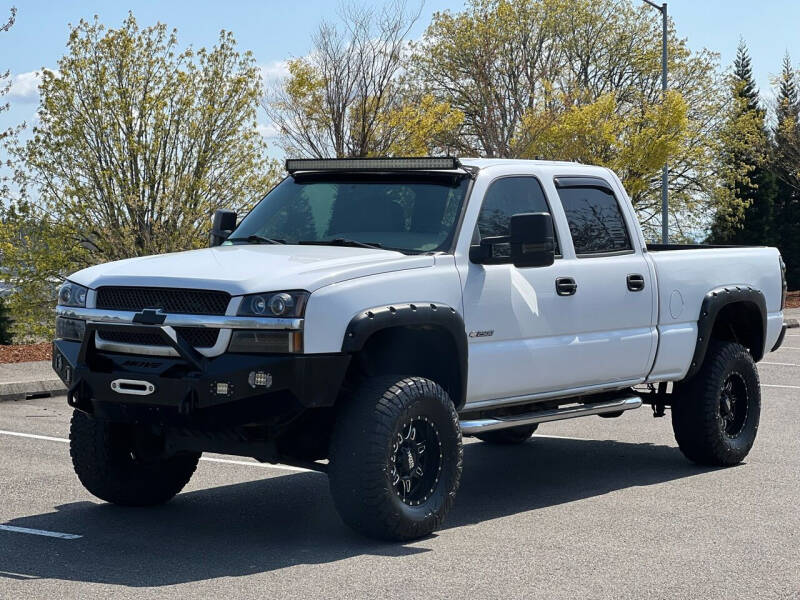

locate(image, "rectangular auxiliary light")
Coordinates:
285 157 461 174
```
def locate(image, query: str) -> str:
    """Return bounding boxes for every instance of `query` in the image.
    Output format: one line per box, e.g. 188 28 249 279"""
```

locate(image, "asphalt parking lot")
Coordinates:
1 339 799 599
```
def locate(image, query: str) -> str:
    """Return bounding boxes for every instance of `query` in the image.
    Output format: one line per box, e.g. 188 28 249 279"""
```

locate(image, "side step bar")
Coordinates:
459 396 642 435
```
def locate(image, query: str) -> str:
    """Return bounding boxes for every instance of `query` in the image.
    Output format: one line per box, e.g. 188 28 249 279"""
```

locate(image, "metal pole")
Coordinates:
660 3 668 244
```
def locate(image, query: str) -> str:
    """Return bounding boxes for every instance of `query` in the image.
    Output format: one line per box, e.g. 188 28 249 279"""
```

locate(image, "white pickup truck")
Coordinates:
53 157 788 541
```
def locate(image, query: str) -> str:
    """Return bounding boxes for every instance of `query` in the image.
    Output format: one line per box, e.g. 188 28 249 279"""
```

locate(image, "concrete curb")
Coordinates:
0 379 66 402
0 361 66 402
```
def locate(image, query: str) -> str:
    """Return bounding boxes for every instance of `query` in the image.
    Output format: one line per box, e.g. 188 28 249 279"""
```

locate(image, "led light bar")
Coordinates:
285 157 461 174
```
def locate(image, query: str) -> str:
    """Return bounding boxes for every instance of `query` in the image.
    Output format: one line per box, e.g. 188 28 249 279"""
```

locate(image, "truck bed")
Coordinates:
644 244 784 382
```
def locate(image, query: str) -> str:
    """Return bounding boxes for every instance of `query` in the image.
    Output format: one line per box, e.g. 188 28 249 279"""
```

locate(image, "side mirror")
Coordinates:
210 209 237 247
510 212 555 268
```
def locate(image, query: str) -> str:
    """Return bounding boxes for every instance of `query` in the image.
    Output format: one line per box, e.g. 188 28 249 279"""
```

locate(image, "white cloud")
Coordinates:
259 61 289 87
6 69 55 103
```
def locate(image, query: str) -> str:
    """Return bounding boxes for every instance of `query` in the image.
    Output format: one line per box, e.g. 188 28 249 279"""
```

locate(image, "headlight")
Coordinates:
57 281 89 308
237 291 308 317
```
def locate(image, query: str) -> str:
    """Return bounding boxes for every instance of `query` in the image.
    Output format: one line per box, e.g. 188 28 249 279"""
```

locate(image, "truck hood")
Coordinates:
70 245 433 295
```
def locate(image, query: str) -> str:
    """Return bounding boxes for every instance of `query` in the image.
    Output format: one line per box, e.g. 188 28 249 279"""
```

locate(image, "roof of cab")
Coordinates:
459 158 583 169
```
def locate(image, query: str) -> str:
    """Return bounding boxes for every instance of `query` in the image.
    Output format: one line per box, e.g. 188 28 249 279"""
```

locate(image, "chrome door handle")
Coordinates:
555 277 577 296
627 274 645 292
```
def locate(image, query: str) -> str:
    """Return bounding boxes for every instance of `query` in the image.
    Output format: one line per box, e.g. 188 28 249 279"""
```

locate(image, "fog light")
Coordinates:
56 317 86 341
248 370 273 389
215 382 229 395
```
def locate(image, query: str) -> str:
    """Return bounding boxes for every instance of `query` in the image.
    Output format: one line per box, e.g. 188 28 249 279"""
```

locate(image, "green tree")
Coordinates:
773 54 800 288
0 14 280 339
708 41 776 245
409 0 733 240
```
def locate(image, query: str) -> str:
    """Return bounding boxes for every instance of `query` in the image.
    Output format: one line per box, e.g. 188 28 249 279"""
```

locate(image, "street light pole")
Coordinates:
643 0 669 244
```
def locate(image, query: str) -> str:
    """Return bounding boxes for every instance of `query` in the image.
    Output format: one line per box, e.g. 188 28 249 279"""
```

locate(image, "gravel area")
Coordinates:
0 343 52 364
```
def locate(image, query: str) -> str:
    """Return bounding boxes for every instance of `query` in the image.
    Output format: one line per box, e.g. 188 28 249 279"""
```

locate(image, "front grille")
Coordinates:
98 327 220 349
95 286 230 315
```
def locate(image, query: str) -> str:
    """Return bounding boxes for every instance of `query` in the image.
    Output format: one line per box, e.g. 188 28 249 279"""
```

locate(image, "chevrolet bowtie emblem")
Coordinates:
132 308 167 325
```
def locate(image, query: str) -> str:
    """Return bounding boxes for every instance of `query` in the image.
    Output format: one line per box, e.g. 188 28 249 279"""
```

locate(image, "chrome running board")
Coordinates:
459 396 642 435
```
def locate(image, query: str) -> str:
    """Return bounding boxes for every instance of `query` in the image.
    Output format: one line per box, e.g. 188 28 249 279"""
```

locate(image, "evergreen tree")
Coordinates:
0 297 12 345
773 54 800 289
709 41 776 244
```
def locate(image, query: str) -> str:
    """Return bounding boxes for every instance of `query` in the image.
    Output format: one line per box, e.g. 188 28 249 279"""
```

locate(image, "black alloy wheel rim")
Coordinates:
390 416 443 506
719 372 748 438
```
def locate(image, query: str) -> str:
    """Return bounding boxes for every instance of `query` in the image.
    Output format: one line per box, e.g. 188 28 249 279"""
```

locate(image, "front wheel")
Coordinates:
671 341 761 466
70 410 200 506
328 376 463 541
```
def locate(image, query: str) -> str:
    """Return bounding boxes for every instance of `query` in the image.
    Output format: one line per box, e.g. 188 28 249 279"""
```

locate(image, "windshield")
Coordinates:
227 173 470 254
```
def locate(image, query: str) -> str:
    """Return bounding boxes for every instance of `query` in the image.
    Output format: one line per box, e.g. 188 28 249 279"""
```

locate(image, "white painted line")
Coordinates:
0 430 311 472
0 524 81 540
762 383 800 390
199 456 310 472
0 430 68 443
533 433 590 441
776 347 800 350
760 361 800 367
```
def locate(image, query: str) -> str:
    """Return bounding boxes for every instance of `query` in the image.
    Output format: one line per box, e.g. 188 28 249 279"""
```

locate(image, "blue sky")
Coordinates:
2 0 800 158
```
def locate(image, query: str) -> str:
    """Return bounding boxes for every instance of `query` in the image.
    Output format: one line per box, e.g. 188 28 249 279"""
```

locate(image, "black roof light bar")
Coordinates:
285 157 464 175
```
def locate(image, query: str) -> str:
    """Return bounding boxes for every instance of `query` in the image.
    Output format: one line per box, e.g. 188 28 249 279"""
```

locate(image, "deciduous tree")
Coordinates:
266 1 463 158
410 0 731 240
0 14 280 339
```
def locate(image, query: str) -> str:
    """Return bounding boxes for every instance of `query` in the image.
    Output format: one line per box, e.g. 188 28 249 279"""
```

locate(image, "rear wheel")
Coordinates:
328 376 462 541
70 410 200 506
475 423 538 445
671 341 760 466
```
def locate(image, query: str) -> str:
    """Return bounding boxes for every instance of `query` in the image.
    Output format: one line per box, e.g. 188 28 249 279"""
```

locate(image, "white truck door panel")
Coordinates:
551 253 656 383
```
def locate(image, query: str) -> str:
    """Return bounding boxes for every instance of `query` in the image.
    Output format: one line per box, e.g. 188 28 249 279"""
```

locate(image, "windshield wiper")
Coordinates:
298 238 383 249
226 234 286 245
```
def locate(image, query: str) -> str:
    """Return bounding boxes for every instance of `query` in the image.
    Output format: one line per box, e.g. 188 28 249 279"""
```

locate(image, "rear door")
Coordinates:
550 176 657 383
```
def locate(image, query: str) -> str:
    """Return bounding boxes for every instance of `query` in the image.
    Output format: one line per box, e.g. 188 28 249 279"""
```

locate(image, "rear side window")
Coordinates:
476 176 558 258
556 185 631 255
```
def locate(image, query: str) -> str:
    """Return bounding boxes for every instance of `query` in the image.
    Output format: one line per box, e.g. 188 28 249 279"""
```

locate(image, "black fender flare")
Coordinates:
685 285 767 379
341 302 468 408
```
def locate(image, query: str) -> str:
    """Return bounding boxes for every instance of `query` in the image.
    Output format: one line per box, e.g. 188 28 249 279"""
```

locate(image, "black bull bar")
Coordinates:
52 321 350 415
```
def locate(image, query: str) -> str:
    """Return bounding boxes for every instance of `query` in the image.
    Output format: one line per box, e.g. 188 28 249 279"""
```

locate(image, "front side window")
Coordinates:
556 185 632 255
228 173 470 254
475 176 558 259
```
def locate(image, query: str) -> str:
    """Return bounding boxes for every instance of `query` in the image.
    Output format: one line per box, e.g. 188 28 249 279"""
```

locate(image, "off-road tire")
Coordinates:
671 341 760 466
329 376 463 541
70 410 200 506
475 424 538 445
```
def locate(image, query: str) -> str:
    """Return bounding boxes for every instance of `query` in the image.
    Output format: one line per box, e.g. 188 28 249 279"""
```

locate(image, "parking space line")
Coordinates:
0 525 82 540
762 383 800 390
200 456 310 472
0 430 68 443
760 361 800 367
0 429 310 472
776 347 800 350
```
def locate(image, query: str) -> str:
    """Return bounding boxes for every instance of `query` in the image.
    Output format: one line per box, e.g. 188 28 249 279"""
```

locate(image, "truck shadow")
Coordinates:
0 436 716 587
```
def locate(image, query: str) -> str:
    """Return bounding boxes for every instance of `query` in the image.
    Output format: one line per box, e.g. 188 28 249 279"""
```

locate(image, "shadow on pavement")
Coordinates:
0 436 713 587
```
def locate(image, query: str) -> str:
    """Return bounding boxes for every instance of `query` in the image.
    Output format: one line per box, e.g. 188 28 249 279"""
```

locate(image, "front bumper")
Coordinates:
53 321 350 419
